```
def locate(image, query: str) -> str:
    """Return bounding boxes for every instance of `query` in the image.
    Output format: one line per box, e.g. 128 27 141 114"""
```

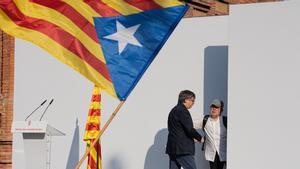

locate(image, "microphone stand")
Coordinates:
39 99 54 121
25 100 47 121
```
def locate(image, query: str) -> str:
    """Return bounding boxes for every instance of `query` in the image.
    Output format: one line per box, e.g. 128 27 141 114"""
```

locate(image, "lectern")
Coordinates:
11 121 65 169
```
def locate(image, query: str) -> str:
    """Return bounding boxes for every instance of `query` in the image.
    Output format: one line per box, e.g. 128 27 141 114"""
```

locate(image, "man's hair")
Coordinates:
220 100 224 113
178 90 195 104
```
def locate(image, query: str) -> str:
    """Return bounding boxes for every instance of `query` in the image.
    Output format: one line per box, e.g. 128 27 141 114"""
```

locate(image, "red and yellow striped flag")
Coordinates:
0 0 183 99
84 86 102 169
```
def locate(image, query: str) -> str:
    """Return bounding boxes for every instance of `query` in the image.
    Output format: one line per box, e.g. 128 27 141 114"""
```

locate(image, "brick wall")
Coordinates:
0 31 14 169
184 0 282 17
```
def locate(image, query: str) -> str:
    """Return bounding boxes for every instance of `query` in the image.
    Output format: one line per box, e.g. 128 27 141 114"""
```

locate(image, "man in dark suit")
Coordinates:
166 90 202 169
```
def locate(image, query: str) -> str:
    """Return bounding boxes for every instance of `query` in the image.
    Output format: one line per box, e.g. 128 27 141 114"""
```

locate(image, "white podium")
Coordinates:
11 121 65 169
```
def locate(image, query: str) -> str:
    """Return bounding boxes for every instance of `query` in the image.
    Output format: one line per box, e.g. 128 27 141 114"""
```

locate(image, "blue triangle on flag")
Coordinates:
94 5 188 100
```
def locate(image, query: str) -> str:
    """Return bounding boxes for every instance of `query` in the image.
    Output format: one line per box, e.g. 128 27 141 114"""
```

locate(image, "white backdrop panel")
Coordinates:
13 16 228 169
228 1 300 169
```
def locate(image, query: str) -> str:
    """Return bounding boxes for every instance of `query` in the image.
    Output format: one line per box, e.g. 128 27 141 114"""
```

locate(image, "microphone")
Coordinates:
39 99 54 121
25 100 47 121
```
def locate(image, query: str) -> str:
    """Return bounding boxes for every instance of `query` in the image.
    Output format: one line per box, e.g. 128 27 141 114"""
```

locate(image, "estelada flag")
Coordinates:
0 0 188 100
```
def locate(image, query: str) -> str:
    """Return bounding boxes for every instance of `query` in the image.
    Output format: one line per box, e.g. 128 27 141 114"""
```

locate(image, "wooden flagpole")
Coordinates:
75 101 125 169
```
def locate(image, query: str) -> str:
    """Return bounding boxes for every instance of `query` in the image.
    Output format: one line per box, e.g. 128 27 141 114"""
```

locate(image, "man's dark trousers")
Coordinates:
209 153 225 169
169 155 197 169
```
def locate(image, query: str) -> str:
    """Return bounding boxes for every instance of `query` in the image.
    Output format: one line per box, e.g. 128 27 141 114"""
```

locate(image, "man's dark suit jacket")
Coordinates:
166 103 202 156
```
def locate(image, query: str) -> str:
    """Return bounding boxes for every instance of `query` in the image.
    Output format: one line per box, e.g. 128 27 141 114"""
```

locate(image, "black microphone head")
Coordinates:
41 100 47 106
49 99 54 105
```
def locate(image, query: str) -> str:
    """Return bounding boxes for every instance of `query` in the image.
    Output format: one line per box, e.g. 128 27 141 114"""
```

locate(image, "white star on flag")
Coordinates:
104 21 143 54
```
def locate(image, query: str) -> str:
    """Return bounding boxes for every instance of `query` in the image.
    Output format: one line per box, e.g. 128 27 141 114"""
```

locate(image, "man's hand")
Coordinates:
201 137 205 143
